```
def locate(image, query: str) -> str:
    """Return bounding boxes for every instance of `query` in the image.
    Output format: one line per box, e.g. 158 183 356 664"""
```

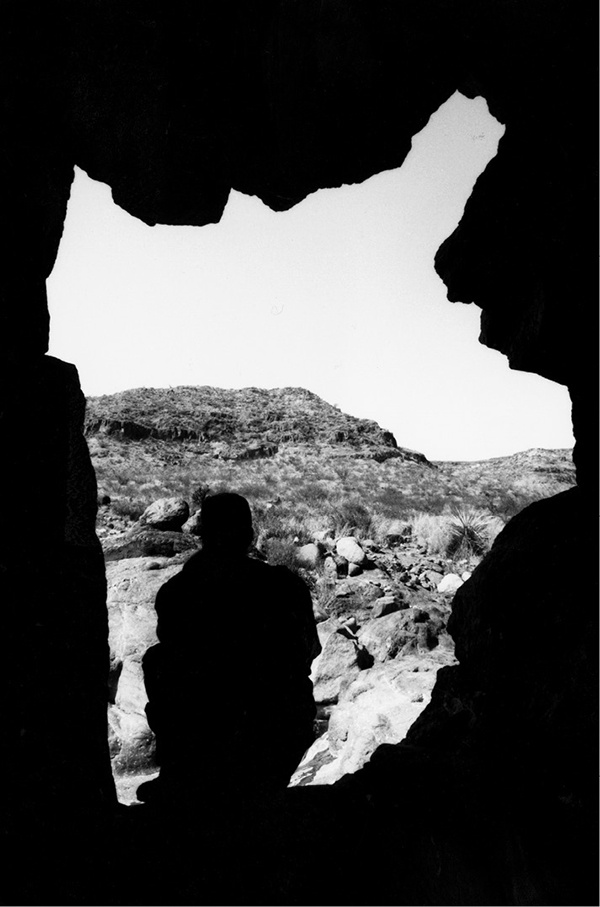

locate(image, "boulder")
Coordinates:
313 530 335 548
336 537 366 565
140 497 190 531
357 612 417 662
333 555 349 577
104 527 200 561
371 595 399 619
296 543 321 569
312 630 364 705
107 557 183 776
384 520 410 545
292 650 457 786
421 569 444 587
314 616 343 656
182 509 203 535
357 608 440 662
396 550 418 569
108 708 158 775
437 573 464 594
332 577 387 615
322 556 338 585
347 562 362 577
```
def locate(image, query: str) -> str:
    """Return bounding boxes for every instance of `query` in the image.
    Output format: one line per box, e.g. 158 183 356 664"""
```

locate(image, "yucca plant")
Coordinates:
446 507 504 558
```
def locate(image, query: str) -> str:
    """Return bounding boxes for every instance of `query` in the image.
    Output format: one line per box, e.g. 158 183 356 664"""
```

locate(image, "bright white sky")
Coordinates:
47 91 574 461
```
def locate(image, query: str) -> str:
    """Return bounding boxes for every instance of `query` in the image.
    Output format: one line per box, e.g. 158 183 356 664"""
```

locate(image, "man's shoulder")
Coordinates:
156 551 205 601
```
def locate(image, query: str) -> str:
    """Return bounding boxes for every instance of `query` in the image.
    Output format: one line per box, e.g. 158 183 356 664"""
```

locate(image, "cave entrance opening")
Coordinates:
45 90 576 802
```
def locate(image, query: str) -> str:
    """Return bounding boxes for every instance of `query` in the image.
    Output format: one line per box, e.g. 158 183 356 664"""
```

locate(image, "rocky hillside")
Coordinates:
85 386 427 464
85 386 575 544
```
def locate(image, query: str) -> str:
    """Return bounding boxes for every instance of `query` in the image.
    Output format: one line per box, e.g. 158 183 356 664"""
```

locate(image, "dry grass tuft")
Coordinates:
409 508 505 558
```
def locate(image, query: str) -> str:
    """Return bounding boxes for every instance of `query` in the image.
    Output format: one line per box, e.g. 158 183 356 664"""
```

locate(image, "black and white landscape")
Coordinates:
90 386 576 801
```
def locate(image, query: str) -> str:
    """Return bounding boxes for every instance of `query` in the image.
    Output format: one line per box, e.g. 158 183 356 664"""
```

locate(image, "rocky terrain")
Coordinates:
87 386 575 541
106 502 464 802
86 385 422 463
91 386 576 803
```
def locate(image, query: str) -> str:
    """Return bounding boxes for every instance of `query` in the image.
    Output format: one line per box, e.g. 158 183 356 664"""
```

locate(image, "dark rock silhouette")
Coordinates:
0 356 117 906
140 492 321 803
336 485 597 905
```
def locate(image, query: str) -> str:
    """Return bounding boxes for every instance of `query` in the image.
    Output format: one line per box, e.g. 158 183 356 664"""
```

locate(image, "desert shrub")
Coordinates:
408 507 504 558
409 512 452 554
295 481 331 505
111 499 146 522
253 506 293 548
329 498 373 537
446 507 505 558
483 487 548 521
372 486 409 516
190 483 211 509
367 513 411 545
114 470 135 488
233 480 272 501
333 464 350 484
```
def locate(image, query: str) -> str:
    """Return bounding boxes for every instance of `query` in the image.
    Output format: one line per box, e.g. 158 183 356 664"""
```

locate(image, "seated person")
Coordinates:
141 492 321 803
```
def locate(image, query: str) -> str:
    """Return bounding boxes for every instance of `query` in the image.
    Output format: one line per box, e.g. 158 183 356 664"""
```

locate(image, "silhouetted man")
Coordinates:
141 492 321 804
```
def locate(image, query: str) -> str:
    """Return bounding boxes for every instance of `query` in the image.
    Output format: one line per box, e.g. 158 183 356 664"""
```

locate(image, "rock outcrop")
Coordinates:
0 356 116 816
85 386 415 463
294 651 455 786
104 527 199 562
404 488 596 803
139 497 190 531
107 557 184 777
337 487 597 906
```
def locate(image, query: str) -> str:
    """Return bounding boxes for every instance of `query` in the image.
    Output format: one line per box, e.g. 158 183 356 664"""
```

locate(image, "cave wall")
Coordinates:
0 356 116 814
2 1 595 408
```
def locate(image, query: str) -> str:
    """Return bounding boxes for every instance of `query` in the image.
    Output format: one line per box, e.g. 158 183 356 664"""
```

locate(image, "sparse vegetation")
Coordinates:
88 387 575 588
410 512 454 555
407 507 505 560
111 499 146 522
190 483 211 510
446 507 505 558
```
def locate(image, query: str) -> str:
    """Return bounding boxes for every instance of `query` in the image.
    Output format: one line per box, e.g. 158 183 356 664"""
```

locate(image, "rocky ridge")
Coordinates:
86 387 575 552
85 386 427 464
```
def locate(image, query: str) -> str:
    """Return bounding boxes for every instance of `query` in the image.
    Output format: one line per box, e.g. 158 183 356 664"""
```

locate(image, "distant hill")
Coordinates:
85 385 430 464
433 448 576 517
84 385 575 542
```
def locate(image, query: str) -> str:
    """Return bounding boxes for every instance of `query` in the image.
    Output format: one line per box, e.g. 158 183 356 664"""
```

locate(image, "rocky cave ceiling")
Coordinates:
1 0 594 400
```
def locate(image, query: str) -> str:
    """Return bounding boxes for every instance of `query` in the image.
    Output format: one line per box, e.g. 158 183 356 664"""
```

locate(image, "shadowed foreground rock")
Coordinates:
335 486 597 906
0 357 116 816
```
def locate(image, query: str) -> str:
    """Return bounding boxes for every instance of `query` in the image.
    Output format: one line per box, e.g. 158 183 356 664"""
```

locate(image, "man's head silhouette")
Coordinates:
200 492 253 554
